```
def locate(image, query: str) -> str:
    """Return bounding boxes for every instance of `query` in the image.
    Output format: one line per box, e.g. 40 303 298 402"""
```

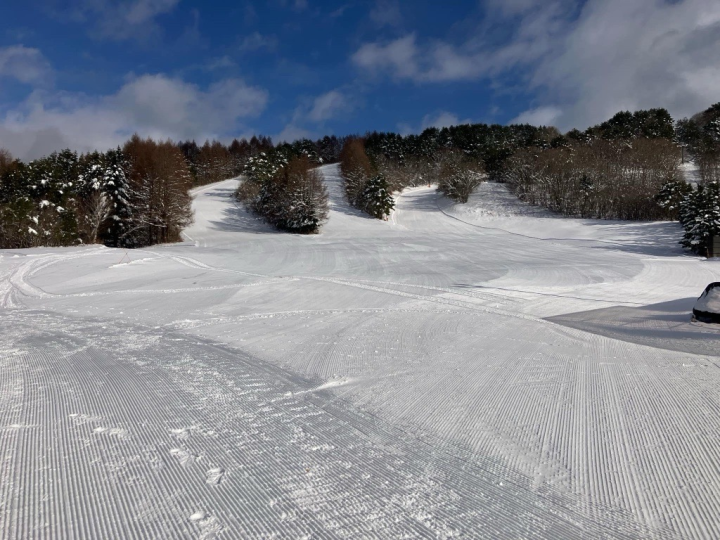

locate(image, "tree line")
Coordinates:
0 134 350 247
179 135 346 187
336 105 720 255
2 103 719 252
336 123 563 220
0 137 193 249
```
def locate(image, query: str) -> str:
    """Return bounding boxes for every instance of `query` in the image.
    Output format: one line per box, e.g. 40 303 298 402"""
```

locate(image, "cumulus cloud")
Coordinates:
307 90 350 122
510 106 563 126
351 0 572 84
355 0 720 130
527 0 720 129
0 46 53 85
273 90 352 143
0 74 268 160
275 124 315 144
421 111 470 129
352 35 421 80
397 111 471 135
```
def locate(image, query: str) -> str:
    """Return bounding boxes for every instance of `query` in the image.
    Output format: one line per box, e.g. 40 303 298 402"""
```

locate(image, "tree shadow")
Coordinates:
580 221 690 258
200 187 277 235
548 297 720 357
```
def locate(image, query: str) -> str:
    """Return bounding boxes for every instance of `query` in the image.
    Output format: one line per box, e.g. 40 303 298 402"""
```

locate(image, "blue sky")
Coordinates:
1 0 719 159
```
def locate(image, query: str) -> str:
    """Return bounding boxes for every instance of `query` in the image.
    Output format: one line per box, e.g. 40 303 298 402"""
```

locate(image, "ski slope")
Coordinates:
1 164 720 539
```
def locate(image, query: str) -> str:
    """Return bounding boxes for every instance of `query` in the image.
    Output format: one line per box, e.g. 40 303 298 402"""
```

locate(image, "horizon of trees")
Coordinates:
2 101 719 251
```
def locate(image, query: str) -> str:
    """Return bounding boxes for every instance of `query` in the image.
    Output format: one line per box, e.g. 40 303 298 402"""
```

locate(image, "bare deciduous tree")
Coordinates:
503 138 681 220
339 138 374 207
124 136 194 246
436 150 485 203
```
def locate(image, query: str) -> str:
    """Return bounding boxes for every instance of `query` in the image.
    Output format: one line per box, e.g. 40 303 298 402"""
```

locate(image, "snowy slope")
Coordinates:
1 164 720 539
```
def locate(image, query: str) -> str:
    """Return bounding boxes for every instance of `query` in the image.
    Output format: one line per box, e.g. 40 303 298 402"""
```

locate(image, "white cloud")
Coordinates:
529 0 720 129
276 89 352 141
352 35 420 80
370 0 402 27
275 124 315 144
355 0 720 130
397 111 471 135
239 32 278 53
352 33 508 82
510 106 562 126
307 90 350 122
0 46 53 85
124 0 179 25
61 0 181 41
421 111 470 130
204 56 238 71
350 1 572 84
0 74 268 160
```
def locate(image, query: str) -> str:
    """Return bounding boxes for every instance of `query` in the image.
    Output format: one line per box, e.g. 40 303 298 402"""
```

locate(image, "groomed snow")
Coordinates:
1 164 720 539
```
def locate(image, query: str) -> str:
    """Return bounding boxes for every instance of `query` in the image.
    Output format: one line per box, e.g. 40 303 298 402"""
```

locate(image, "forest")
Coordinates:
1 103 719 254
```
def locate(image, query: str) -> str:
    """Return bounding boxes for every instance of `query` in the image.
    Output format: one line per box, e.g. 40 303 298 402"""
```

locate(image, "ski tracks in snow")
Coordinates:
2 166 720 538
0 310 656 539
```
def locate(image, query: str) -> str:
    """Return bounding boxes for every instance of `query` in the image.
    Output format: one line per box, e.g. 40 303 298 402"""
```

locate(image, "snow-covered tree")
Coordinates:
360 174 395 219
437 151 485 203
339 138 374 208
100 149 133 247
244 155 329 234
656 180 692 221
679 181 720 255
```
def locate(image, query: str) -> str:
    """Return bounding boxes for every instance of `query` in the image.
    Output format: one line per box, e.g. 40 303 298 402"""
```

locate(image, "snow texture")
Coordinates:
1 164 720 539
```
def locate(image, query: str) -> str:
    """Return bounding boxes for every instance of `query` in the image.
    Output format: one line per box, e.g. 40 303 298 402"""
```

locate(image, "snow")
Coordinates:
680 161 702 185
441 181 684 252
1 164 720 539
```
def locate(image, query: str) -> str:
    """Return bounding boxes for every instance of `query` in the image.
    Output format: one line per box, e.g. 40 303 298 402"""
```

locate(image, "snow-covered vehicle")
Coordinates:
693 282 720 323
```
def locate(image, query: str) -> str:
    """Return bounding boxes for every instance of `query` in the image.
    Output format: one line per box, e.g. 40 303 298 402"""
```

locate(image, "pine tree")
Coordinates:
249 156 329 233
679 182 720 254
656 180 692 220
360 174 395 219
101 149 133 247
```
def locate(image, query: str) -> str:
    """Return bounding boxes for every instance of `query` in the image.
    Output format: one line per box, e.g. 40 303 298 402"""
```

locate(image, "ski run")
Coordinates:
2 164 720 539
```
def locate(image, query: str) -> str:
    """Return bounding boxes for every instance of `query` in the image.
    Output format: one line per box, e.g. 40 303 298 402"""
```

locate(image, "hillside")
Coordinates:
1 164 719 539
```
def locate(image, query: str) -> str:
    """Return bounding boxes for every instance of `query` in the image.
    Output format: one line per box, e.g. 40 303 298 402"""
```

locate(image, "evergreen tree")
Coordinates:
360 174 395 219
242 156 328 233
655 180 692 221
679 182 720 255
101 149 133 247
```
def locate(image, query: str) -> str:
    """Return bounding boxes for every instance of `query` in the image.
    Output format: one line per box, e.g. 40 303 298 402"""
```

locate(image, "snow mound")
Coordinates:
693 283 720 323
109 257 156 269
